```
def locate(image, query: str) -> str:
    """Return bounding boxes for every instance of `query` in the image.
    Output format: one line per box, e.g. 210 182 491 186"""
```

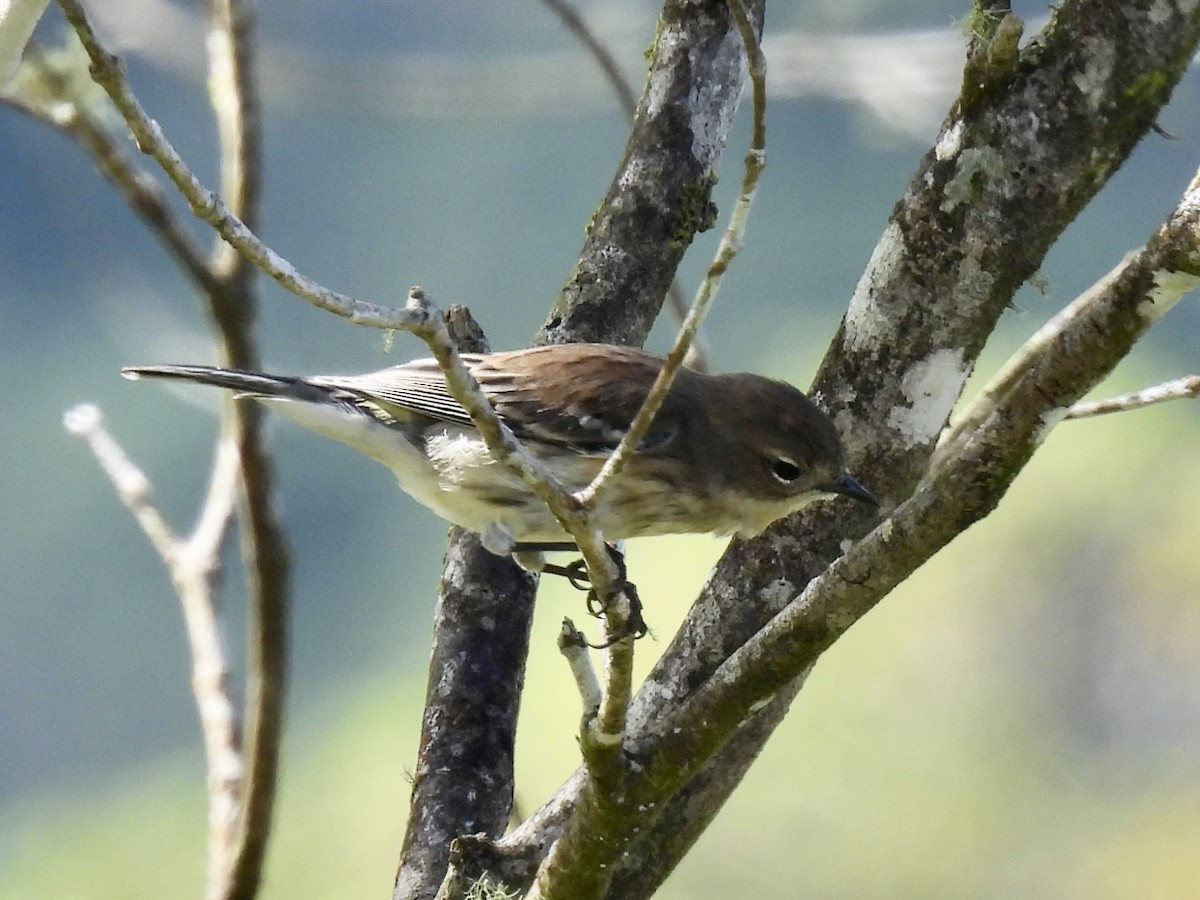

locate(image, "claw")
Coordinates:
521 542 647 644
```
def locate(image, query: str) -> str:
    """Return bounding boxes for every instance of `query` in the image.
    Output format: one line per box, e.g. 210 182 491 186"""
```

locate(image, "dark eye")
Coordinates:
771 457 802 483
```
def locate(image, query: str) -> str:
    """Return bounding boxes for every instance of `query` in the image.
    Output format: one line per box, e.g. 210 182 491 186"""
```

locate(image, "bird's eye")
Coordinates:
771 457 802 483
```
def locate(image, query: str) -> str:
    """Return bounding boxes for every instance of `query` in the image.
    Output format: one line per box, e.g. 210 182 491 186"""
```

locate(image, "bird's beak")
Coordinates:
829 471 879 507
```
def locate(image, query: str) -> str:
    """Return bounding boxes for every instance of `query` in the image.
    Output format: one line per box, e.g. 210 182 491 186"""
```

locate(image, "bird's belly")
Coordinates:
419 429 572 540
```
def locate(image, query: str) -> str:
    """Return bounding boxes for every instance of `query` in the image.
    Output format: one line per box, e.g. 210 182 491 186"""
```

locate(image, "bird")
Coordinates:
122 343 876 566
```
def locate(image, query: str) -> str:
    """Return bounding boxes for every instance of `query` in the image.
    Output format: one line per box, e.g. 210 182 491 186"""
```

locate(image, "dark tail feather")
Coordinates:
121 365 332 403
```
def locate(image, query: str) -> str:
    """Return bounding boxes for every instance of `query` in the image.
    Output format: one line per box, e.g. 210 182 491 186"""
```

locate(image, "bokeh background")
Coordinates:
2 0 1199 896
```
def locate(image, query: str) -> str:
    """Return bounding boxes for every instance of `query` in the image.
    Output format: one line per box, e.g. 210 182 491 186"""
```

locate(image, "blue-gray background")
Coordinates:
3 1 1199 896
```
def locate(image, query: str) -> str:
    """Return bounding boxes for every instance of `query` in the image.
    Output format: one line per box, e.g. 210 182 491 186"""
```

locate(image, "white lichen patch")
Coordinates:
833 408 865 455
1139 269 1200 322
1072 38 1115 112
617 157 652 191
759 578 796 612
887 348 970 445
941 146 1006 213
642 31 682 120
844 222 905 352
935 120 964 161
955 252 995 299
689 51 740 161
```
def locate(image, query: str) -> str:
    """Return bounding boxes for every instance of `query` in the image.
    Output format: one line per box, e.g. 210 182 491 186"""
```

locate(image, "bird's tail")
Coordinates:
122 365 334 403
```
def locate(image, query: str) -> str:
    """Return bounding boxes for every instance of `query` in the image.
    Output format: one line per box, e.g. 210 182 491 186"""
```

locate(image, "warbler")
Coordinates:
123 344 876 563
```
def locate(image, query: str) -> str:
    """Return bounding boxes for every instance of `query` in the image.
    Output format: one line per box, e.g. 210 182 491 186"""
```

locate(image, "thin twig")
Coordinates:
25 16 272 896
178 436 244 894
580 0 767 778
6 47 220 295
525 5 769 896
1065 374 1200 418
0 0 48 84
202 2 287 899
63 405 244 885
575 0 766 516
64 405 177 559
53 0 620 604
191 434 241 564
558 619 602 716
538 0 638 115
54 0 418 331
537 0 711 372
403 290 623 605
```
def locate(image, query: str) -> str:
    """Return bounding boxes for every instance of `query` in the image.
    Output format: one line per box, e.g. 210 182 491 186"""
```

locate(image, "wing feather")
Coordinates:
307 345 690 454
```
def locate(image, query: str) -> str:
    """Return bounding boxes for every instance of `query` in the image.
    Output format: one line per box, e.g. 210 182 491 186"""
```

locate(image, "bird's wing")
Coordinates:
311 345 686 455
470 345 684 454
310 357 483 428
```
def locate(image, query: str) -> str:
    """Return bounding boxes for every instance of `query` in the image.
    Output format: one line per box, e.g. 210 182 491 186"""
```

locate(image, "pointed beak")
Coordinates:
829 471 879 508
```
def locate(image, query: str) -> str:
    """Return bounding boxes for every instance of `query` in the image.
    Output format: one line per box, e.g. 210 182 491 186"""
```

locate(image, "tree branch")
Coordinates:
3 41 220 297
540 0 763 347
63 405 245 892
1065 374 1200 419
394 309 541 900
199 2 291 897
501 1 1200 894
644 165 1200 782
395 532 538 900
54 0 421 331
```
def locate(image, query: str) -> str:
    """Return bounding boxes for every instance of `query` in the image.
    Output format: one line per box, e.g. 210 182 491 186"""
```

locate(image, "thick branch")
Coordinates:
503 2 1200 894
540 0 763 347
394 309 538 900
644 193 1200 778
395 531 538 900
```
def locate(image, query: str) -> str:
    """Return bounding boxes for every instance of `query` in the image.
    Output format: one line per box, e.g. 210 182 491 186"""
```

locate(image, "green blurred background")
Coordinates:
2 0 1198 896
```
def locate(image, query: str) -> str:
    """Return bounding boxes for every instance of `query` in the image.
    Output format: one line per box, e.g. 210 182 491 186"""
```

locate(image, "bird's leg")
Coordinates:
509 540 583 582
587 579 647 648
510 541 646 642
571 545 646 644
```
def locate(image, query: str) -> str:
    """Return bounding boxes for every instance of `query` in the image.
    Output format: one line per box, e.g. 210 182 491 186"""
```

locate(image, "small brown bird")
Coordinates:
124 344 875 561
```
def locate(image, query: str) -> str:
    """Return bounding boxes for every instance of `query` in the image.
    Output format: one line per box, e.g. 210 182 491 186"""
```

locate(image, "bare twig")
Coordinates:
201 2 288 898
538 0 638 114
5 45 219 295
63 404 177 559
182 436 246 893
566 0 770 713
54 0 418 331
559 619 602 716
575 0 766 516
0 0 48 83
63 405 244 885
53 0 623 605
1065 374 1200 418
